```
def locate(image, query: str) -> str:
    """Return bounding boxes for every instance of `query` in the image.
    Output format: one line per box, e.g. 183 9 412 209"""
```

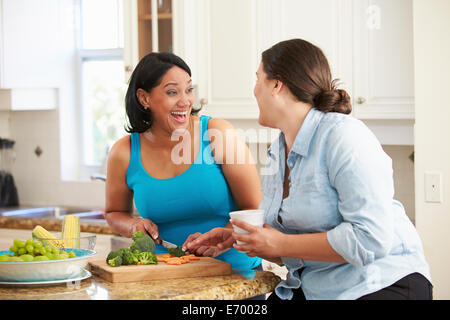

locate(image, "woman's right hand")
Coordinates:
184 227 234 252
129 218 159 240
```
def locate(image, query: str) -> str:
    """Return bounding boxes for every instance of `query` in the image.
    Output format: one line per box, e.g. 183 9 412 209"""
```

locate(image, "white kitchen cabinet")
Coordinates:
188 0 260 119
123 0 415 143
352 0 415 119
256 0 414 120
0 0 68 110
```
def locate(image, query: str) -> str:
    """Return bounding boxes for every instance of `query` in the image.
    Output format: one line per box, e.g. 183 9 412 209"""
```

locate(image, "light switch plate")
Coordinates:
425 172 443 203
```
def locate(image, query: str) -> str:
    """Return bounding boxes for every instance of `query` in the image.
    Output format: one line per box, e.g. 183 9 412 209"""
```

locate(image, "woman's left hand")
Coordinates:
183 229 232 258
231 219 285 258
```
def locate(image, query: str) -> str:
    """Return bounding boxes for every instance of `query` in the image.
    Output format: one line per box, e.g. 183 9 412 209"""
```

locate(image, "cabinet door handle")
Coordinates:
357 97 366 104
124 65 132 72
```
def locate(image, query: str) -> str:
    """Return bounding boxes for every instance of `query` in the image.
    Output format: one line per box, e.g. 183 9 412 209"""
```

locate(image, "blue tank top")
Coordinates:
126 115 261 270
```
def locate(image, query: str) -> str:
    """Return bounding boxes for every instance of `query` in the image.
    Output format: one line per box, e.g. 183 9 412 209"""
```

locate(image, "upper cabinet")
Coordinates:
123 0 175 82
352 0 415 119
185 0 260 119
122 0 415 121
256 0 415 120
0 0 72 110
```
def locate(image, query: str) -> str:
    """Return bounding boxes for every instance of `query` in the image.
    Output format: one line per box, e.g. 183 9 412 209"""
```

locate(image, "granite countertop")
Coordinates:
0 229 281 300
0 216 114 234
0 269 280 300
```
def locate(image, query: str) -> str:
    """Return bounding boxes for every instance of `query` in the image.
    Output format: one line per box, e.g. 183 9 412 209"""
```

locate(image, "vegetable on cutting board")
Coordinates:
105 232 158 267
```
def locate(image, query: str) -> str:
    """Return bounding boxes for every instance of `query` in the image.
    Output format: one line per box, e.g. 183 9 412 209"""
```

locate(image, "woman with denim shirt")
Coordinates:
185 39 433 300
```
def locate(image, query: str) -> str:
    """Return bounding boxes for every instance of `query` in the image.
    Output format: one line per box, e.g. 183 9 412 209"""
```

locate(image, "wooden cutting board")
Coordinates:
88 255 232 283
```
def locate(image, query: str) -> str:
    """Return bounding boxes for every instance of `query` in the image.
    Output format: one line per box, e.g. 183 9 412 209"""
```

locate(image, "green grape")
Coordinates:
8 256 24 262
26 244 34 254
19 254 34 261
38 247 47 255
68 251 76 258
44 252 54 260
9 245 18 253
25 238 33 246
33 241 43 248
0 255 9 262
18 247 27 255
13 239 25 248
51 247 59 255
59 252 69 259
44 245 53 253
33 255 49 261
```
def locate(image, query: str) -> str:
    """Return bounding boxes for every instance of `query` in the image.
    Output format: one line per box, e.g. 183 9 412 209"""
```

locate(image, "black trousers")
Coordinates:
267 272 433 300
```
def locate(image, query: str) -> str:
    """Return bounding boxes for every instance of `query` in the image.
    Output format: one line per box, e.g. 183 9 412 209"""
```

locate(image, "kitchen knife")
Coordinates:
155 237 190 254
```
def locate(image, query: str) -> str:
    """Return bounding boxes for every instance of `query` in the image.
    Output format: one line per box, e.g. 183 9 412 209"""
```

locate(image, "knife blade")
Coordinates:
161 239 178 249
155 237 190 254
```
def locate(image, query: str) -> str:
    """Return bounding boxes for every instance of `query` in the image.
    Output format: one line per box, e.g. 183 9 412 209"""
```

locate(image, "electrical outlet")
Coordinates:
425 172 443 203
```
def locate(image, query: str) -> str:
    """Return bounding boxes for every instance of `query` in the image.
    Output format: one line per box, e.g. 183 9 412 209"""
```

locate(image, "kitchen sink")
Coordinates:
0 206 105 220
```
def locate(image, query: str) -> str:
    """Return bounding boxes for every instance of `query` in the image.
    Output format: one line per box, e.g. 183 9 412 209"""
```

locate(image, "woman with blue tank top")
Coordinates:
104 52 262 270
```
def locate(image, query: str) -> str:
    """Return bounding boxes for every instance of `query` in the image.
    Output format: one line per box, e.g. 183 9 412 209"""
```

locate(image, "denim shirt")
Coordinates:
259 108 432 300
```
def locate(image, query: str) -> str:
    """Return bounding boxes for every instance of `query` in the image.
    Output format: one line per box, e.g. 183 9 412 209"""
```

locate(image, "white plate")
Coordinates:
0 249 96 282
0 268 92 287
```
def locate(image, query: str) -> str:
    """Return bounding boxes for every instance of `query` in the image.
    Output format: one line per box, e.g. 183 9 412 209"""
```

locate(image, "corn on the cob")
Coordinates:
32 225 65 249
62 215 80 248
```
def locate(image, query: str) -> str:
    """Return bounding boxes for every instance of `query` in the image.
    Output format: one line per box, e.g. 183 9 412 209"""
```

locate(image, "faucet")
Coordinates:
90 173 106 182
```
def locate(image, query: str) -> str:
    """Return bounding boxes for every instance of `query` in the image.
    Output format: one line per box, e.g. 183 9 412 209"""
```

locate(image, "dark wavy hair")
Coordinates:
125 52 200 133
261 39 351 114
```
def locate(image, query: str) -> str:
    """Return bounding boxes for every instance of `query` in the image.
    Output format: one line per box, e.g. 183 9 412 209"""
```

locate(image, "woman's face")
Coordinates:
254 62 276 127
142 66 194 133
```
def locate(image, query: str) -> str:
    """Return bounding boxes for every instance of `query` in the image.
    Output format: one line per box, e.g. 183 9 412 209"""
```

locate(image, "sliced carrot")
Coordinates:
157 255 171 262
166 258 183 265
185 254 200 261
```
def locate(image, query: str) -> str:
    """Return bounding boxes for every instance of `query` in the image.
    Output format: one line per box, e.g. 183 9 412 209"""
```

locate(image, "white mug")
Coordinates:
229 209 265 245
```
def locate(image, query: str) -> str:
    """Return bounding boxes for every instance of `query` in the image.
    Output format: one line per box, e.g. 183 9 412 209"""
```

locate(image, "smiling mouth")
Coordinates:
170 110 188 123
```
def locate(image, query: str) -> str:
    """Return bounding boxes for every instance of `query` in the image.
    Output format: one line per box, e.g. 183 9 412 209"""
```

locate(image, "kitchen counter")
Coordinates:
0 229 281 300
0 216 113 234
0 269 279 300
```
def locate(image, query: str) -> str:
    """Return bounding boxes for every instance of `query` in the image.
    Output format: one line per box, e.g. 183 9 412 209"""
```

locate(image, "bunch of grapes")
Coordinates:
0 238 77 262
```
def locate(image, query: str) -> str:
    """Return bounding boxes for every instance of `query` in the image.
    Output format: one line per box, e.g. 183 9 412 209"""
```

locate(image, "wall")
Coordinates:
382 145 415 224
413 0 450 299
0 111 9 137
8 109 105 209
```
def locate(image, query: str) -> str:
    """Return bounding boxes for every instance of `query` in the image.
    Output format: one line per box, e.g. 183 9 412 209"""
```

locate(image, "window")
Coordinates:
77 0 127 167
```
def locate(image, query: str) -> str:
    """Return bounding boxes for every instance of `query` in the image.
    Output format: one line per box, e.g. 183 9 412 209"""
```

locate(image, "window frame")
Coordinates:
75 0 125 176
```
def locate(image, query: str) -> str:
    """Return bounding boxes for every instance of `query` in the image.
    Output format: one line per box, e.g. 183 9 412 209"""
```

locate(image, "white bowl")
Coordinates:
0 249 96 282
229 209 265 245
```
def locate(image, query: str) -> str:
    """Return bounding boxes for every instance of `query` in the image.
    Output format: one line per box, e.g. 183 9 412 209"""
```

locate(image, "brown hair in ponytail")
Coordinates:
261 39 351 114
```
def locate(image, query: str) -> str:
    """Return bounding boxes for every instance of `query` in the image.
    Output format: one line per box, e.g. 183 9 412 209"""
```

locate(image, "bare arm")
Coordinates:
104 136 136 237
104 136 159 239
208 118 263 210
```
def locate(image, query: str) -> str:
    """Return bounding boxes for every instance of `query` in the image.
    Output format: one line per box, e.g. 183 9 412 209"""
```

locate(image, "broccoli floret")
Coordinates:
132 231 146 241
129 231 156 253
138 251 158 265
105 250 123 264
104 232 157 267
168 246 186 257
121 248 139 265
107 255 122 267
